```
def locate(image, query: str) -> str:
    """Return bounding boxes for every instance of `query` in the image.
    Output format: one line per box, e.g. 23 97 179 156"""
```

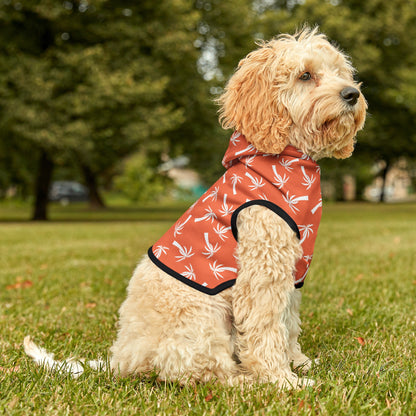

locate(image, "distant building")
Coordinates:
159 156 206 198
364 159 414 202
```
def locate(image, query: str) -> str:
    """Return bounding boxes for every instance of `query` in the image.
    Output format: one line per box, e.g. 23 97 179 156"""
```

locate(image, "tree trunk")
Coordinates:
80 163 106 209
32 150 54 221
379 160 390 203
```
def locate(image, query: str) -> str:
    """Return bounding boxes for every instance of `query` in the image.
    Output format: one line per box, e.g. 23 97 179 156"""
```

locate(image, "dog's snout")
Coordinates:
340 87 360 106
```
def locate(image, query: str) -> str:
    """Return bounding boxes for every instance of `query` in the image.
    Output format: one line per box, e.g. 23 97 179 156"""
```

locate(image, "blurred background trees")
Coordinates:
0 0 415 219
258 0 416 201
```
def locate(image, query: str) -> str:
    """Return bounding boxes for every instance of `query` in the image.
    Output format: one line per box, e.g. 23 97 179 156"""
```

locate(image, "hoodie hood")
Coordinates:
222 132 258 169
222 132 312 169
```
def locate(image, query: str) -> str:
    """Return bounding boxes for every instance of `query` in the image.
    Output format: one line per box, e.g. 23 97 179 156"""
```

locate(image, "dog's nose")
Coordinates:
340 87 360 106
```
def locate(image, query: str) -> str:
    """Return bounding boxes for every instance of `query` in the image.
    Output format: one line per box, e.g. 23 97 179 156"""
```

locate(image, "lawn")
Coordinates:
1 202 415 415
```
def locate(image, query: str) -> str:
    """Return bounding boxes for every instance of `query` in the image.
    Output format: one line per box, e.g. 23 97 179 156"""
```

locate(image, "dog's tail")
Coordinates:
23 336 106 378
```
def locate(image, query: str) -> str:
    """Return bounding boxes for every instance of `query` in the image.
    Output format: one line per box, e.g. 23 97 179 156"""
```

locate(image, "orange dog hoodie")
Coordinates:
149 132 322 295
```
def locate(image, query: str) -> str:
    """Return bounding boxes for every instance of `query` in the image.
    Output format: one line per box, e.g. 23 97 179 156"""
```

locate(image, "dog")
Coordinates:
25 27 366 388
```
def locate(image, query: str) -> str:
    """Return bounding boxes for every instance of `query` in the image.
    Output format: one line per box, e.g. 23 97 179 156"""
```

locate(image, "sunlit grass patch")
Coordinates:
1 202 415 415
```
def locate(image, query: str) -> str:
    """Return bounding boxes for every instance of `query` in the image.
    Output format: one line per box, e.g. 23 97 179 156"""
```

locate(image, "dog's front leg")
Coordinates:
232 205 313 388
285 290 316 373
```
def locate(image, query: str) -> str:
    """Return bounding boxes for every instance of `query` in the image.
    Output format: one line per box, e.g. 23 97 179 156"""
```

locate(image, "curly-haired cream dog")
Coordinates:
25 28 366 388
109 28 366 387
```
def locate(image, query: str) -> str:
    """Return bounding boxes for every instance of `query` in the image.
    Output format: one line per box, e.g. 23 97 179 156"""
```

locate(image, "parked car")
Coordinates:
49 181 89 205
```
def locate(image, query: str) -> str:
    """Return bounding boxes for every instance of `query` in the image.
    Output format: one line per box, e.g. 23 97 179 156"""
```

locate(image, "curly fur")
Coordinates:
109 28 366 388
25 27 366 389
218 27 366 159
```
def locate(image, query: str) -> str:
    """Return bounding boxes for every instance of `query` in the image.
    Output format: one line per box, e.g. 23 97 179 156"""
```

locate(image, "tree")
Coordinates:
0 1 195 219
0 0 258 217
156 0 256 185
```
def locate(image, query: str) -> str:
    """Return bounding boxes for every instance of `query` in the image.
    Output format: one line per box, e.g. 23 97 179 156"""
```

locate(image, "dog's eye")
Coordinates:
299 72 312 81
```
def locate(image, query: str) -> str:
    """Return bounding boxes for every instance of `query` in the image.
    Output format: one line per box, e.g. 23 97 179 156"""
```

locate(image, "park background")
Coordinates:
0 0 416 218
1 1 416 415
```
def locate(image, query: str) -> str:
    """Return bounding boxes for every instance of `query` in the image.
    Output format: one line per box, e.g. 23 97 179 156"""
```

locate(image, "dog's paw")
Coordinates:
298 377 315 388
293 356 319 373
279 374 315 390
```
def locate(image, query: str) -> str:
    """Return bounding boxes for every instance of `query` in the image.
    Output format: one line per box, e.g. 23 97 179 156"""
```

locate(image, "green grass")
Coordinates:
1 202 416 415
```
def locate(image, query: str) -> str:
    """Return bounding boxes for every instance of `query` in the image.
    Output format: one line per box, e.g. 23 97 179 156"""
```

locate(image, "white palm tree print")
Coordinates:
230 131 241 146
311 198 322 214
174 214 192 237
272 165 289 189
172 241 194 262
219 194 234 216
182 264 196 280
187 199 198 212
202 186 219 203
245 172 265 190
243 154 256 168
279 157 300 172
213 224 231 241
282 191 309 213
194 206 217 223
222 171 227 184
298 224 314 244
209 260 238 280
154 245 169 258
301 166 316 190
235 144 256 156
231 174 243 195
202 232 221 258
295 264 310 285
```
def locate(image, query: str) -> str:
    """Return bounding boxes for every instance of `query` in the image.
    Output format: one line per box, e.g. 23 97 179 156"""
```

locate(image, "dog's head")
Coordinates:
218 27 367 160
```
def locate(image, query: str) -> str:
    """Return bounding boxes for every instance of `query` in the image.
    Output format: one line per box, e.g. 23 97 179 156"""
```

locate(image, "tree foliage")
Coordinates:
114 152 170 203
1 0 415 211
0 0 197 217
0 0 256 215
256 0 416 199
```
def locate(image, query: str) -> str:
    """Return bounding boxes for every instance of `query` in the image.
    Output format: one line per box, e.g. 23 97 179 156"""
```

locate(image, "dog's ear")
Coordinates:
218 45 292 154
